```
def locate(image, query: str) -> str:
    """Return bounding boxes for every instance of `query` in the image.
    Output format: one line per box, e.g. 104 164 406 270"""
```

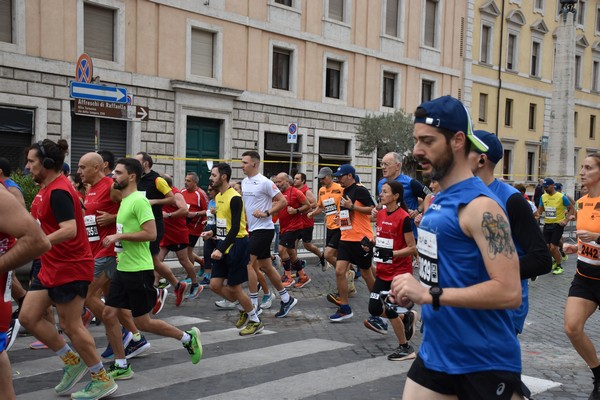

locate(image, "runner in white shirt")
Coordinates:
241 151 298 318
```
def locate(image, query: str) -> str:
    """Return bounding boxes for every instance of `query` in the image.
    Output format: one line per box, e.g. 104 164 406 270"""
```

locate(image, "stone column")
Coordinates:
547 5 576 197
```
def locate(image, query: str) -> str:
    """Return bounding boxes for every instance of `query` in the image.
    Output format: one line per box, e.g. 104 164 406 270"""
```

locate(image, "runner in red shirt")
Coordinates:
159 175 203 300
19 139 117 398
366 180 418 361
275 173 311 289
0 182 50 399
182 172 209 282
293 173 325 267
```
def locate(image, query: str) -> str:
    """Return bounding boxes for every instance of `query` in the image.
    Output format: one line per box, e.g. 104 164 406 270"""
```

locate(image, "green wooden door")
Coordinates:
186 117 220 190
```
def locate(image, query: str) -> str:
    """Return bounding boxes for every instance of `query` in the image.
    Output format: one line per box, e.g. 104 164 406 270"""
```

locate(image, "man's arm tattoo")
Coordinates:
481 212 516 259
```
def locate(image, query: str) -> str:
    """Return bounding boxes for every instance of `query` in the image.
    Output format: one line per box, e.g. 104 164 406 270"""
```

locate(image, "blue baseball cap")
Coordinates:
473 130 503 164
543 178 555 187
414 95 489 153
555 182 563 191
333 164 356 177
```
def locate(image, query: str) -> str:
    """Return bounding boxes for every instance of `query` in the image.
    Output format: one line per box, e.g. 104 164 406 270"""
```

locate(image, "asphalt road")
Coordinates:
8 253 599 399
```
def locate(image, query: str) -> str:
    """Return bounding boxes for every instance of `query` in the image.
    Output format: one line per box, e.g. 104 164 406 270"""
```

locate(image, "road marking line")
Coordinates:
11 327 273 380
16 339 351 399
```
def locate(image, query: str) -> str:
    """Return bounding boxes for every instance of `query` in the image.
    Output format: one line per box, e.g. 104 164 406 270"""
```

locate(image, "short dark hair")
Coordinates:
212 163 232 182
136 151 153 168
0 157 12 177
241 150 260 162
296 172 307 183
69 172 84 190
514 183 526 194
97 150 115 170
116 158 143 183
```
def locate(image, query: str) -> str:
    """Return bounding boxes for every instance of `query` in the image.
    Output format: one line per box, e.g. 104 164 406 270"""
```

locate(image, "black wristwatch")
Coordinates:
265 210 270 217
429 286 443 311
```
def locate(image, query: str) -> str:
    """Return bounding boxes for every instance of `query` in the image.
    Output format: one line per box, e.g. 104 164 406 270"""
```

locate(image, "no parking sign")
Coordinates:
287 123 298 144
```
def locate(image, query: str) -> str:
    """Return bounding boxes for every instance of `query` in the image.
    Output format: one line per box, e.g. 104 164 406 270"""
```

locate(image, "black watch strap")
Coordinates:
430 286 443 311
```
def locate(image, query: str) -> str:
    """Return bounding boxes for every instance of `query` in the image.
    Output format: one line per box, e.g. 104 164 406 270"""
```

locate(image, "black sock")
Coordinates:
175 282 181 291
592 365 600 380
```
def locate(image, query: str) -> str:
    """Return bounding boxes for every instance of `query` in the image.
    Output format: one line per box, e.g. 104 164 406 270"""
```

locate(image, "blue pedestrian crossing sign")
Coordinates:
287 123 298 144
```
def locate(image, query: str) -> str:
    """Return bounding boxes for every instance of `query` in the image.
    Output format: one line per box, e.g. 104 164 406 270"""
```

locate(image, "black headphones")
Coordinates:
38 140 55 169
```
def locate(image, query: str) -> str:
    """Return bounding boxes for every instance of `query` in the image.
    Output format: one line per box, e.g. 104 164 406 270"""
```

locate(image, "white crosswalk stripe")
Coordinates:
10 317 561 399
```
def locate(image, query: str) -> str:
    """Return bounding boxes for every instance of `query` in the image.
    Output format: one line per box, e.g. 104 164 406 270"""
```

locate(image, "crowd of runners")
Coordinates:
0 94 599 399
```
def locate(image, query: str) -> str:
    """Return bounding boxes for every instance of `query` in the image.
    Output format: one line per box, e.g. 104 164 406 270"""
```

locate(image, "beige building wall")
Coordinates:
470 0 600 193
1 0 468 191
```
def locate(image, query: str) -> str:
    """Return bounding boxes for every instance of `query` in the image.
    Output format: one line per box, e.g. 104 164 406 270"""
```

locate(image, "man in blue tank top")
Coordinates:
470 130 552 336
390 96 527 399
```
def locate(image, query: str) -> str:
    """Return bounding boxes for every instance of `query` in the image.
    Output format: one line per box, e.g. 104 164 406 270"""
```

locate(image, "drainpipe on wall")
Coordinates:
495 0 506 136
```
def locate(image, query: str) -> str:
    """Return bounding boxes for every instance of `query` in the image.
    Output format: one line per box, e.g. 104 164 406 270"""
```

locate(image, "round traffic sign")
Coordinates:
76 53 93 83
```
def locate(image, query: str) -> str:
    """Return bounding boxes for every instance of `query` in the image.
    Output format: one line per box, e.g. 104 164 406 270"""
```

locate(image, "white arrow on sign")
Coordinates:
137 107 148 120
70 82 128 103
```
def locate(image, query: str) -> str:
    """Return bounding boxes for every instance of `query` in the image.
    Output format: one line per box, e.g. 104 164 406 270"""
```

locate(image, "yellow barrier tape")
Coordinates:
128 154 580 181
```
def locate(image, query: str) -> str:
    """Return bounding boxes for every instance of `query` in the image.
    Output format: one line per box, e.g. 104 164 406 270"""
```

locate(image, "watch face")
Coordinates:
430 286 442 295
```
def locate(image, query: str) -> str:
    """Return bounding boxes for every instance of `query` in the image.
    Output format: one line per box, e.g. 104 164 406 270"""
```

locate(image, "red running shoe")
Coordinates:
175 281 188 307
152 288 168 315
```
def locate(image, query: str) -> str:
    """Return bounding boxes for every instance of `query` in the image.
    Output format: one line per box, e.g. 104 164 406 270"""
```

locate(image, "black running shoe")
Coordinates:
403 311 416 341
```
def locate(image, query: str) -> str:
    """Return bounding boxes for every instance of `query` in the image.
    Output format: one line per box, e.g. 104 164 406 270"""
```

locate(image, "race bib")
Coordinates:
115 223 123 253
579 240 600 265
3 271 12 302
84 215 100 242
373 237 394 264
216 218 227 240
416 228 438 287
323 198 337 216
545 206 556 219
339 210 352 231
206 209 215 226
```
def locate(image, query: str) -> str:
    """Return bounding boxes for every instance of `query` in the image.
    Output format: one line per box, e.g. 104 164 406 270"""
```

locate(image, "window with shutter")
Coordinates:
480 25 490 63
0 0 12 44
328 0 344 22
385 0 399 37
84 3 115 61
424 0 437 47
191 29 214 78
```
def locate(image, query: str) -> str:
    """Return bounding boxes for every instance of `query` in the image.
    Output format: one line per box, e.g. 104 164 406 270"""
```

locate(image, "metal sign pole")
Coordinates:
288 143 294 176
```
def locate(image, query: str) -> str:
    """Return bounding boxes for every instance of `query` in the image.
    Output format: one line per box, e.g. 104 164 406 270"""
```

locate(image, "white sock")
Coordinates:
180 331 191 344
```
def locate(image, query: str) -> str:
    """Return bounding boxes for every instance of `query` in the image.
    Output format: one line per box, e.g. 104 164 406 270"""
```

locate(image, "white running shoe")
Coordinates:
260 292 276 309
215 299 238 309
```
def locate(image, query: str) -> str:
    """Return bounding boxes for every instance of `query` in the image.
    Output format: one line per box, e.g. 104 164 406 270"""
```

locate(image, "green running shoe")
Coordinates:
183 327 203 364
54 358 88 394
107 363 134 380
70 371 118 399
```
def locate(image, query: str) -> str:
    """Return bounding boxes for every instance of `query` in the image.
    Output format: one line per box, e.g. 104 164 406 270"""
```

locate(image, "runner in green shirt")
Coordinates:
102 158 203 380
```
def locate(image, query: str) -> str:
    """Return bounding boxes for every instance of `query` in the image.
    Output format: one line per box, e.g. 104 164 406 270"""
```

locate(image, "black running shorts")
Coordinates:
249 229 275 260
105 270 157 318
407 355 527 400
